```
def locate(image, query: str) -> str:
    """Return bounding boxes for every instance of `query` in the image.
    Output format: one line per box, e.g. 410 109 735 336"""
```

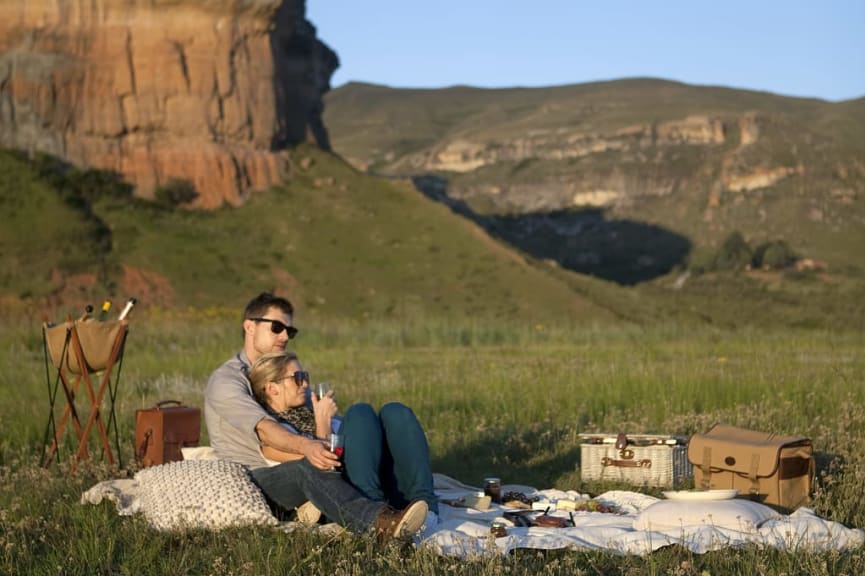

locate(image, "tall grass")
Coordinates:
1 311 863 574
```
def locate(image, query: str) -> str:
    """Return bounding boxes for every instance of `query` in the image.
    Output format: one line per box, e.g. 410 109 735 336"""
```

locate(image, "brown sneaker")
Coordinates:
373 500 429 543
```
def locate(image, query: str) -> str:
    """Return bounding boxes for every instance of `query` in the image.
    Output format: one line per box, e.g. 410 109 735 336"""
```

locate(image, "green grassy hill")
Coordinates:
0 147 620 325
3 74 864 332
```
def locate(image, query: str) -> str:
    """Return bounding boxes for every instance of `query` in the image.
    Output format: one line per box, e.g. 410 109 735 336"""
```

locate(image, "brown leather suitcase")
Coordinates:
135 400 200 467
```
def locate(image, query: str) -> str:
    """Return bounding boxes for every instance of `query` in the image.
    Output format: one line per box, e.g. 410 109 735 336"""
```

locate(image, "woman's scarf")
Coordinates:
272 405 317 438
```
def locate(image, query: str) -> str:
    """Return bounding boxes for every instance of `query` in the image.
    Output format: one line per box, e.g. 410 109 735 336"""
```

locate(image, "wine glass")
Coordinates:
315 381 332 401
329 433 344 459
328 433 344 471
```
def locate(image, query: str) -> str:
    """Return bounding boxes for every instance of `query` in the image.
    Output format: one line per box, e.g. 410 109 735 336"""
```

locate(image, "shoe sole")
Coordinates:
296 501 322 525
392 500 428 538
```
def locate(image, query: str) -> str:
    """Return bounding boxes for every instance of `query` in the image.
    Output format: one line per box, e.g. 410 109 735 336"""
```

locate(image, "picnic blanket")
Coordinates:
81 459 864 557
426 475 864 556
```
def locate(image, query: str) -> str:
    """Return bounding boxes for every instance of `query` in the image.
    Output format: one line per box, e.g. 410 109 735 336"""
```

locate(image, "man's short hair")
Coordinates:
243 292 294 321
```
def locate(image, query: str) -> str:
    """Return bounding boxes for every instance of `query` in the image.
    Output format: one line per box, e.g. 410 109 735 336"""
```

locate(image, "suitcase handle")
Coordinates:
155 400 182 409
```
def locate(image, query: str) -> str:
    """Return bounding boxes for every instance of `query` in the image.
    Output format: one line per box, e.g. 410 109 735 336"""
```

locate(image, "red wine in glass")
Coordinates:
329 433 344 468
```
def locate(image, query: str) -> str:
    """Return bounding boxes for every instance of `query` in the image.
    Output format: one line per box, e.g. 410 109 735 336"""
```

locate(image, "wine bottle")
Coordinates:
97 300 112 321
77 304 94 322
117 297 137 320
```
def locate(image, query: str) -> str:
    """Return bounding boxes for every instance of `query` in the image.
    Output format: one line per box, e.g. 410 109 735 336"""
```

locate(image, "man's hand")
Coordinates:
301 438 341 470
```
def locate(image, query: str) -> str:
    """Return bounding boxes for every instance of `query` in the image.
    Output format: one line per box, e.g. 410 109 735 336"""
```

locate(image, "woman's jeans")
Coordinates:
341 402 439 514
251 458 384 532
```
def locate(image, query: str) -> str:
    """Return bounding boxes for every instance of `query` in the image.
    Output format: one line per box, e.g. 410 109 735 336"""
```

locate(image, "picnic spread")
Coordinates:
81 454 865 557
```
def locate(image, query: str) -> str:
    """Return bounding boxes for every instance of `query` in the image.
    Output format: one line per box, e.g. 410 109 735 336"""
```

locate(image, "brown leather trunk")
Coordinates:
135 400 200 467
688 424 814 512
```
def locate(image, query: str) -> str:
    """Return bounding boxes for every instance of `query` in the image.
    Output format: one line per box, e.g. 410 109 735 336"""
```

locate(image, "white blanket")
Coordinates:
424 474 865 556
82 466 864 557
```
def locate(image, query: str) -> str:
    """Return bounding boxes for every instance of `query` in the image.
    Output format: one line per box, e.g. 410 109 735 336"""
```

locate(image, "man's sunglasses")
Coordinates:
281 371 310 386
251 317 299 339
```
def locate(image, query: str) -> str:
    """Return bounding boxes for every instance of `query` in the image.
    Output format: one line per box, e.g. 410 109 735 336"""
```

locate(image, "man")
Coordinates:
205 292 427 540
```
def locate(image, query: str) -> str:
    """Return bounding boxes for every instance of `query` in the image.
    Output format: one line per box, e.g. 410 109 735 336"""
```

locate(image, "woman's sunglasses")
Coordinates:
251 317 299 339
281 371 310 386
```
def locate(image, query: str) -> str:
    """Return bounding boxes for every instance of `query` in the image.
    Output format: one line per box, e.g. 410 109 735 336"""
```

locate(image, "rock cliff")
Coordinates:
0 0 337 207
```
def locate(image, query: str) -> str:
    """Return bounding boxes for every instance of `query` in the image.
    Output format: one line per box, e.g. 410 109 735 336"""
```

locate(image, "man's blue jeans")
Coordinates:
251 458 384 532
341 402 439 514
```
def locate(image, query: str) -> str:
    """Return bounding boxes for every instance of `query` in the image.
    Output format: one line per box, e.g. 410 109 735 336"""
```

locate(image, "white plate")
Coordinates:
662 489 738 501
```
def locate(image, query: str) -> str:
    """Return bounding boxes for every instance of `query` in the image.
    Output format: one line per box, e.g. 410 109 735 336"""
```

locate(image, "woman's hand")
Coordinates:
311 390 338 420
311 391 338 440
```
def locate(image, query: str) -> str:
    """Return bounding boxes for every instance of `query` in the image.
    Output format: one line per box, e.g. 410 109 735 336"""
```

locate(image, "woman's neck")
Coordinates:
268 398 285 413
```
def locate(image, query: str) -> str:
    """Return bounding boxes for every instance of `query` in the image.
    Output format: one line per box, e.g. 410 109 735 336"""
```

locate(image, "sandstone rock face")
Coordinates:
420 115 727 174
406 111 809 212
723 165 803 192
0 0 337 207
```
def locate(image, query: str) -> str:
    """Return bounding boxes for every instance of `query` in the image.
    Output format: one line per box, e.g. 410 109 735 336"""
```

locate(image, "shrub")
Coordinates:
154 178 198 208
714 231 752 271
753 240 797 270
687 247 717 275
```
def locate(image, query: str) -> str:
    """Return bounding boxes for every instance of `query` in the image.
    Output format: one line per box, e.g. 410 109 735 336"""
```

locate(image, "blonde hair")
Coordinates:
248 351 300 407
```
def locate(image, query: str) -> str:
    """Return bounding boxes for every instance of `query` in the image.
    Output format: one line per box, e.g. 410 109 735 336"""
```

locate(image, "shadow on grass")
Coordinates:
412 174 691 286
813 450 845 476
431 422 583 490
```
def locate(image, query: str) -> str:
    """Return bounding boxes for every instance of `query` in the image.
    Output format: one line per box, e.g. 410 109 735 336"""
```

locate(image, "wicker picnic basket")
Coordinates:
579 433 693 488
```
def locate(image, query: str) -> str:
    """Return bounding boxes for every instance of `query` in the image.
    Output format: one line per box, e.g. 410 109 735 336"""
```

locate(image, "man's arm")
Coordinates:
256 419 339 470
260 444 303 463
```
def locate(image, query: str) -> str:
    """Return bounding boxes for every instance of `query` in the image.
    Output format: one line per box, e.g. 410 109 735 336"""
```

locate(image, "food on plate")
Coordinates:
560 499 622 514
441 492 492 510
530 514 571 528
503 499 532 509
502 491 540 504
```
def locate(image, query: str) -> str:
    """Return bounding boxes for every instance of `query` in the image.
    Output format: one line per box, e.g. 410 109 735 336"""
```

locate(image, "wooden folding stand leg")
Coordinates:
41 320 129 474
41 327 90 466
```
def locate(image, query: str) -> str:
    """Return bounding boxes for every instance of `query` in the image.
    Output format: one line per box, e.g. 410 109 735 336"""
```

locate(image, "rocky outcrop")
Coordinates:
0 0 337 207
723 165 803 192
419 115 727 174
409 111 813 210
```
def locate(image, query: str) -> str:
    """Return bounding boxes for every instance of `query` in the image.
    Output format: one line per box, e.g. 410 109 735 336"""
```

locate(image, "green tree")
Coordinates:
154 178 198 208
755 239 796 269
714 231 752 271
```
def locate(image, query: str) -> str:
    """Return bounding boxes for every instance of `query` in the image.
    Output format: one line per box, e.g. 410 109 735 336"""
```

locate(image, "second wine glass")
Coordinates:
315 381 332 401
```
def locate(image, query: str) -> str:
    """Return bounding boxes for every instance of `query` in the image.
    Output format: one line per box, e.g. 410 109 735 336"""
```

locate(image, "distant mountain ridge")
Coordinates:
323 79 865 279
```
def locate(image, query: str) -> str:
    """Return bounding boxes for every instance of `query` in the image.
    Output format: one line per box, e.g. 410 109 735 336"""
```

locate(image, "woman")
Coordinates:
249 351 439 528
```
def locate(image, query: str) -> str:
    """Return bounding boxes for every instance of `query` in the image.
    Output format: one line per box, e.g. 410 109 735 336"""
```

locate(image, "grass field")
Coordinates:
1 311 863 574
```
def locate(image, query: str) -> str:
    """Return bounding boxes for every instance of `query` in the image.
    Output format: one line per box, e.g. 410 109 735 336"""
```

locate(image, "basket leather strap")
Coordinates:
601 457 652 468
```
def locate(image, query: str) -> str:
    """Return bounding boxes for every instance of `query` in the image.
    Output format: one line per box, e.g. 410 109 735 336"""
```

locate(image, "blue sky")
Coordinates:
308 0 864 102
